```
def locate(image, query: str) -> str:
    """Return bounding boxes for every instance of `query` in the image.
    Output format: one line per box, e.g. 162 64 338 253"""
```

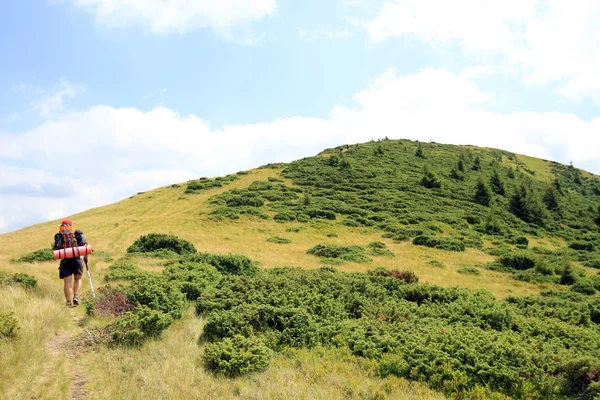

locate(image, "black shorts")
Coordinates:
59 257 84 279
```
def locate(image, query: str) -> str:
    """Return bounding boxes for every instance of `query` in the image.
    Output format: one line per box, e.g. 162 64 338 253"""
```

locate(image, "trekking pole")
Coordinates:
84 257 96 298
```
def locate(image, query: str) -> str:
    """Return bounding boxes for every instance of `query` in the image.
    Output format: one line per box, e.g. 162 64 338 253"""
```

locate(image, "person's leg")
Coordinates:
63 275 73 302
73 274 82 302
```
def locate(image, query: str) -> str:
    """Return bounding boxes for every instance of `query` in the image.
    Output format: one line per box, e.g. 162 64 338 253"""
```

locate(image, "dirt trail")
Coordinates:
45 313 89 400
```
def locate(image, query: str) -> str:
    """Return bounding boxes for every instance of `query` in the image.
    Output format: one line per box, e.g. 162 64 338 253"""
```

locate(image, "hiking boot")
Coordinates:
73 295 80 306
66 300 73 307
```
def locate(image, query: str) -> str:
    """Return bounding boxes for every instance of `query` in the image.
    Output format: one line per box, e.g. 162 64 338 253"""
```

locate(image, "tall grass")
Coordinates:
80 308 442 400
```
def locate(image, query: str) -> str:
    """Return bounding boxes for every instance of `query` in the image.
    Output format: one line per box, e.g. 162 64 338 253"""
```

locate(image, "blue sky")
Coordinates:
1 0 599 233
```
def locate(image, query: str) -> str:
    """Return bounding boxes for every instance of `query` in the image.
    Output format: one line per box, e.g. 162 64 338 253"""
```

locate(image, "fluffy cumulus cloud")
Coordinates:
1 68 599 233
364 0 600 103
71 0 277 36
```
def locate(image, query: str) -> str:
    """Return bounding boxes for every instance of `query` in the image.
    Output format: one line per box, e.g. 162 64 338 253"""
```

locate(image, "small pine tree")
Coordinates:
471 156 481 171
507 167 515 179
553 178 563 194
420 168 441 189
543 186 560 212
490 169 505 195
374 144 384 156
450 168 464 181
595 205 600 226
474 179 492 206
457 160 464 172
510 184 529 221
415 144 425 158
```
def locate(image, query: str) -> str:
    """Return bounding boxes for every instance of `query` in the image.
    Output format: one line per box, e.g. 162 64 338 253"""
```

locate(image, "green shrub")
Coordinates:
570 279 597 295
427 260 445 268
112 306 174 345
569 242 595 252
306 244 371 263
326 232 338 237
12 248 54 263
412 236 466 252
498 253 537 270
182 253 258 276
583 258 600 269
0 272 37 289
127 233 197 255
457 267 481 275
204 335 273 377
104 261 147 281
274 211 296 221
593 274 600 291
12 273 37 289
368 268 418 283
297 214 310 223
286 227 304 233
0 313 19 339
267 237 291 244
306 209 336 220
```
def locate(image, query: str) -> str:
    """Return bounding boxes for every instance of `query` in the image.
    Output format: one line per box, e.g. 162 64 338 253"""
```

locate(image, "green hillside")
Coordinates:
2 138 600 399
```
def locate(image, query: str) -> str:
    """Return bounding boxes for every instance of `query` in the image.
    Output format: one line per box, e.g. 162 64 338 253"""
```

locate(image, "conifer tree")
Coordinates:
457 160 464 172
420 167 441 188
415 144 425 158
474 179 492 206
507 167 515 179
490 169 505 195
471 156 481 171
595 205 600 226
543 186 560 212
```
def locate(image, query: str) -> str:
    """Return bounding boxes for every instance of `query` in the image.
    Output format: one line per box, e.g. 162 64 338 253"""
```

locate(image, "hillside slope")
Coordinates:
2 138 600 399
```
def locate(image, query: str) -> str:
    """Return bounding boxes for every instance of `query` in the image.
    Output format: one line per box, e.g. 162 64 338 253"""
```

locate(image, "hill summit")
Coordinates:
2 138 600 399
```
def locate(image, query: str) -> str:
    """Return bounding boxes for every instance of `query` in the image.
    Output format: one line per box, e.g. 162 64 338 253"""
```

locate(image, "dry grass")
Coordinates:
80 308 443 400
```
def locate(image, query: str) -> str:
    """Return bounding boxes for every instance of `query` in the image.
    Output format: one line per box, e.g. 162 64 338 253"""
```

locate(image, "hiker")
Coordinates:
53 219 88 307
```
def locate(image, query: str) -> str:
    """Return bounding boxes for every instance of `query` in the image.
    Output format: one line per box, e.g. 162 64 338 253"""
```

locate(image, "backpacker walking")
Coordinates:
53 219 88 307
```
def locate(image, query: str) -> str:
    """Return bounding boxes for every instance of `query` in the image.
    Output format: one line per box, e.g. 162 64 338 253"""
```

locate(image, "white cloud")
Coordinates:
71 0 277 37
1 67 599 233
363 0 600 103
34 79 83 118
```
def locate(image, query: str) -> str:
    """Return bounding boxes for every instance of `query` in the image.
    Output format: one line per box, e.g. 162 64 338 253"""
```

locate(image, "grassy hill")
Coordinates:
2 138 600 399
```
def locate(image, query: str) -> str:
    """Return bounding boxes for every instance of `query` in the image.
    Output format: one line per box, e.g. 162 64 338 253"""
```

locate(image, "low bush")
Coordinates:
286 226 304 233
127 233 197 255
181 253 258 276
368 268 419 283
0 272 37 289
569 242 595 252
204 335 273 377
427 260 445 268
307 244 371 263
12 249 54 263
0 312 20 339
412 236 466 252
498 253 537 270
112 305 174 345
570 279 597 295
457 267 481 275
267 237 291 244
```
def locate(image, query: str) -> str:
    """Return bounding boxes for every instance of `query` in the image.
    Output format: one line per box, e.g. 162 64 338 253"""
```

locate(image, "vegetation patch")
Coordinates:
126 233 197 255
11 248 54 263
412 235 466 252
306 244 372 263
266 236 291 244
0 271 37 289
0 313 20 339
457 267 481 275
204 335 273 377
